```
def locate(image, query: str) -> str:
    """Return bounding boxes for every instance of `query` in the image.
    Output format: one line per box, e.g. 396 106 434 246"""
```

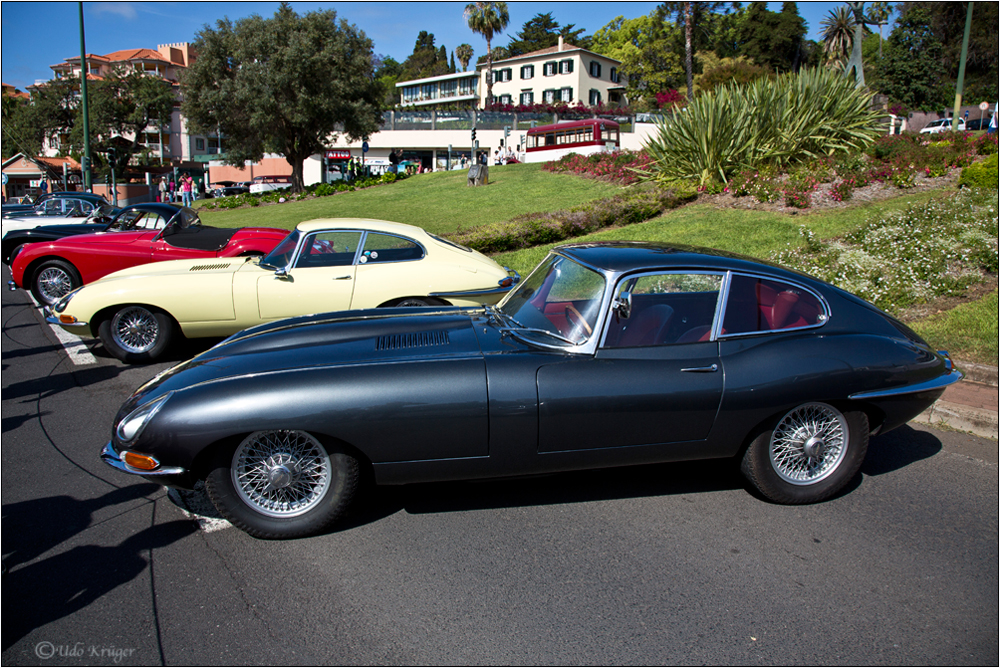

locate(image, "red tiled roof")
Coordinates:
36 156 82 169
104 48 170 63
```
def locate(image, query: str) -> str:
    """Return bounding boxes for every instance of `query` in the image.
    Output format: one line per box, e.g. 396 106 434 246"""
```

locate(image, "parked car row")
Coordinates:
5 205 962 540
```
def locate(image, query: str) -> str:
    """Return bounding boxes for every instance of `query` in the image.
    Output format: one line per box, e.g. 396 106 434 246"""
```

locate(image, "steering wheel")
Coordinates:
564 304 593 337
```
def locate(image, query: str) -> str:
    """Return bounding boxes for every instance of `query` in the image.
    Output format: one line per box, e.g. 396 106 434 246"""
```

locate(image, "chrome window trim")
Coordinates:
358 230 427 265
292 229 365 270
599 269 727 348
716 270 832 340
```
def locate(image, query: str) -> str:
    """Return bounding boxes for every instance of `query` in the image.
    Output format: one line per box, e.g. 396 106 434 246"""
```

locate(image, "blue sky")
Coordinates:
2 2 887 91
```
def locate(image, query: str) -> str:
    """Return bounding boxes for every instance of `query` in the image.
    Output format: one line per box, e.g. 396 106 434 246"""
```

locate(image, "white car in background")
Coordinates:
249 175 293 194
919 118 966 134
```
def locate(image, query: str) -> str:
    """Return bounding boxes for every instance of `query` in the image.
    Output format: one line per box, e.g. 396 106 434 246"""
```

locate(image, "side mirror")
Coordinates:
613 291 632 320
274 267 291 281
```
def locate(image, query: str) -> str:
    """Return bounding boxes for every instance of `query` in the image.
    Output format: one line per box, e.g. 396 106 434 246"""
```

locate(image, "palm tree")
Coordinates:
456 43 474 72
866 2 890 58
463 1 510 104
820 6 855 69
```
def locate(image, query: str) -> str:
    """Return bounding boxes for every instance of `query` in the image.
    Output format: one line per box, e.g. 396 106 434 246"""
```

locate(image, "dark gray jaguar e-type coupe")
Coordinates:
101 242 961 539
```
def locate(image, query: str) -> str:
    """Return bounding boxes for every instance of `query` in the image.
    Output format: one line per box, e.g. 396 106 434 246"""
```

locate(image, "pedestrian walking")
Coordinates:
158 176 168 203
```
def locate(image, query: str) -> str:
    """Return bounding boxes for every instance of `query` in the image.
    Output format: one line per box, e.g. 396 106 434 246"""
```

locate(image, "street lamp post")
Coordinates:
78 2 92 191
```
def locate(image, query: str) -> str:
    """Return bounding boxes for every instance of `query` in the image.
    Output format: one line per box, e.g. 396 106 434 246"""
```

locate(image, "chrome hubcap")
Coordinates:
769 403 848 485
233 431 331 518
110 307 159 354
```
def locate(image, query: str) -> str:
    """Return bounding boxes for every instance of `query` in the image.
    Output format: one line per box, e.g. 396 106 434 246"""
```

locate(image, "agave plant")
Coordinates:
639 67 882 187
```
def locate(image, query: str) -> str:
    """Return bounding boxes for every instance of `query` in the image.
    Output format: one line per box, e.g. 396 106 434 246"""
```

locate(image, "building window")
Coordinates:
520 65 534 79
498 94 512 105
459 78 477 96
561 87 573 102
493 68 512 83
559 60 574 75
543 61 557 76
610 67 619 83
589 61 602 78
589 89 602 105
520 90 534 105
195 138 205 151
543 89 557 104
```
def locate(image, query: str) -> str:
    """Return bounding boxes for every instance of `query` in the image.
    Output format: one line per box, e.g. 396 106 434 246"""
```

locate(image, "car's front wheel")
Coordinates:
741 403 868 504
204 430 359 539
98 305 175 363
31 259 81 305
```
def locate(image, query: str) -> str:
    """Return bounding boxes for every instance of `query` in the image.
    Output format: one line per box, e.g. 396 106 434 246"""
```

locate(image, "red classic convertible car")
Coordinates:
8 203 288 305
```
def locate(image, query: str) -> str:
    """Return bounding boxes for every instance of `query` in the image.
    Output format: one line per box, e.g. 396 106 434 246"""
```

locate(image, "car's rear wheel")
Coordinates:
741 403 868 504
31 259 81 306
98 305 175 363
204 430 359 539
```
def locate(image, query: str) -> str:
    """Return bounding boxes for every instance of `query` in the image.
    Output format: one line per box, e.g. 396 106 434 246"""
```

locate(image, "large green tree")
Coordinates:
400 31 450 81
591 13 684 109
463 1 510 104
660 2 729 100
182 3 381 191
90 66 175 173
736 2 807 73
899 2 998 102
505 12 590 57
2 87 47 160
867 6 948 111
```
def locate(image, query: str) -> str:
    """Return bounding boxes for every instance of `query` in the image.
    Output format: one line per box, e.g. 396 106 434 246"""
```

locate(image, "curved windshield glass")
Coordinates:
260 230 300 269
497 254 606 346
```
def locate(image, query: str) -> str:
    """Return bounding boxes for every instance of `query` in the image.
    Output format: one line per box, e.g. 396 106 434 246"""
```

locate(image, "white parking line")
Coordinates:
47 319 98 366
25 292 98 365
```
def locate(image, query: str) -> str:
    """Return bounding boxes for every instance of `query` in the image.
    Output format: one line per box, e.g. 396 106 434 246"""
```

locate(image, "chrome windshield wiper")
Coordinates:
499 325 581 347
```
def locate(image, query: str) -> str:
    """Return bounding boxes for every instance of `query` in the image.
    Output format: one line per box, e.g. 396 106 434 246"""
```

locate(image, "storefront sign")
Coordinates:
325 150 351 160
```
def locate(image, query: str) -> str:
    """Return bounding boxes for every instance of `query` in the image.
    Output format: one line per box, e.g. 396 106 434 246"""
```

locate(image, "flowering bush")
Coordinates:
543 150 655 185
772 189 998 312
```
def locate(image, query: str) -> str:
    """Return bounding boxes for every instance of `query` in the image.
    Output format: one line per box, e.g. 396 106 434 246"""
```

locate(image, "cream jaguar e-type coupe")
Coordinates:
47 218 519 362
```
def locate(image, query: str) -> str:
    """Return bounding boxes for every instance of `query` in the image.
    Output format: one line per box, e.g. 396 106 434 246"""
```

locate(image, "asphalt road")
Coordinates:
2 273 997 666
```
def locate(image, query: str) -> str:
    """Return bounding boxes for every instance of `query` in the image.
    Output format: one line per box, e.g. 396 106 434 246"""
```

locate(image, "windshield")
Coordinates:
497 253 606 346
261 229 300 269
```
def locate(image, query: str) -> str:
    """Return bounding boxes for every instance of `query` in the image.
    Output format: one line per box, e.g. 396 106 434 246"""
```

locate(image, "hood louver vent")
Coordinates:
376 331 451 351
189 262 232 271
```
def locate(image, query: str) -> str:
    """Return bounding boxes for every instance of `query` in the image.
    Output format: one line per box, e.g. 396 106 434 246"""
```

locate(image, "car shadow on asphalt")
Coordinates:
341 458 749 530
862 425 943 476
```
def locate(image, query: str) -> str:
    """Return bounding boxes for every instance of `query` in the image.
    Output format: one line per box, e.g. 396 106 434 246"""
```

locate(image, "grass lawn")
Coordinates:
910 291 999 366
493 187 956 277
196 162 623 236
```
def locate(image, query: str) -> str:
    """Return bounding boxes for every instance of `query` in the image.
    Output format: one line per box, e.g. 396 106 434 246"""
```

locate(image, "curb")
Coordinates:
911 360 999 440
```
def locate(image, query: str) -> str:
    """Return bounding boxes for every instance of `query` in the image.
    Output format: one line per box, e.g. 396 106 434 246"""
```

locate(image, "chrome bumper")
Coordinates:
101 441 187 477
43 305 88 329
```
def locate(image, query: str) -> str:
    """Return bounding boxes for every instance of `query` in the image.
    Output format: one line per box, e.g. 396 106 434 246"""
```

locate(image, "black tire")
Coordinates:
391 297 432 307
204 430 359 539
97 305 175 363
741 403 868 504
31 259 81 306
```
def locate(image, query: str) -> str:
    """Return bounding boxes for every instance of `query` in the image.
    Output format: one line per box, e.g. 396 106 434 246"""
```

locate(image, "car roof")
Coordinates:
295 218 428 238
555 241 802 277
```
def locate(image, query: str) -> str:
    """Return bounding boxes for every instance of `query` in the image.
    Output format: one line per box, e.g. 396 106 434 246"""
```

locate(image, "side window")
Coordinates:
295 231 363 268
722 274 826 335
589 61 602 78
604 273 722 348
360 232 424 263
136 213 166 229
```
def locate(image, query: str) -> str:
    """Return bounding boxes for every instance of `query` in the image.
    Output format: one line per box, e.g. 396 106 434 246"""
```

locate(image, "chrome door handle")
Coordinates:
681 364 718 373
333 275 352 280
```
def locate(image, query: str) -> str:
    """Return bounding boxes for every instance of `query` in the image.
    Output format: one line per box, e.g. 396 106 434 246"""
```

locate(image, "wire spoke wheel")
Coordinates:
110 306 161 354
232 430 331 518
36 266 75 303
768 403 848 485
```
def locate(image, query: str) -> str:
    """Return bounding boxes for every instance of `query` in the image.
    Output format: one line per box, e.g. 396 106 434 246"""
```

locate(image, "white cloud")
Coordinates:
91 2 138 20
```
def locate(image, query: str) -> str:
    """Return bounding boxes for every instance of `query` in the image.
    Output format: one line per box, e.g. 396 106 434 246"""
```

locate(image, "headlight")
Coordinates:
116 392 172 445
52 287 83 313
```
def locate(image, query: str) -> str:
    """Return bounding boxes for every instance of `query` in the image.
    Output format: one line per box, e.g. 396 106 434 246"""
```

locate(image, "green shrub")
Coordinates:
449 187 694 254
958 154 999 189
640 67 882 186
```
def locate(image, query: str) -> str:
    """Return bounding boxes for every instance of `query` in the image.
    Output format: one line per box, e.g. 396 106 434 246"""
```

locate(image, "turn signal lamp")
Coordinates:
59 315 78 324
499 277 514 288
122 451 160 471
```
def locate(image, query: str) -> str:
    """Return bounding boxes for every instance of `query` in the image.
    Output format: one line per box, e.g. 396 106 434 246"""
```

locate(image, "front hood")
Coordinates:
94 255 252 284
23 222 108 237
124 306 486 410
